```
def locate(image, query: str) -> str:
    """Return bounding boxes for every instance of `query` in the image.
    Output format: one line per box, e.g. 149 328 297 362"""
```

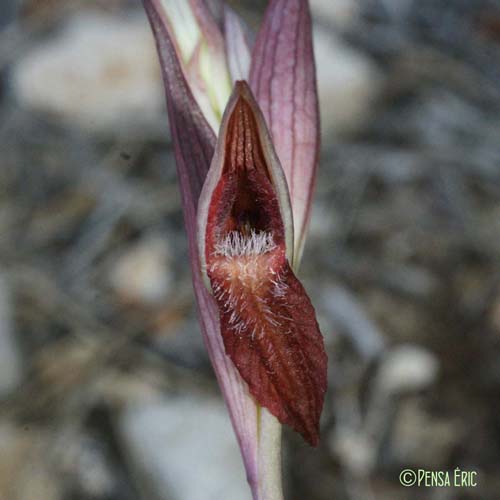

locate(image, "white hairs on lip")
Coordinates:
214 230 276 257
210 230 289 339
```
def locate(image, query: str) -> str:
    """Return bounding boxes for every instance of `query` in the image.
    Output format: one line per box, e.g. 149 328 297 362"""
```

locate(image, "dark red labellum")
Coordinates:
204 82 327 446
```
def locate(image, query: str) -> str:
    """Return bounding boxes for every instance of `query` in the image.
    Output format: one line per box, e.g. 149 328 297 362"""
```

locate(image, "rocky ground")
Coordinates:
1 1 500 499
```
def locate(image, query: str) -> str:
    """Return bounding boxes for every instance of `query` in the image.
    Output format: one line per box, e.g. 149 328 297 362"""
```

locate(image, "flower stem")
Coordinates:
256 407 284 500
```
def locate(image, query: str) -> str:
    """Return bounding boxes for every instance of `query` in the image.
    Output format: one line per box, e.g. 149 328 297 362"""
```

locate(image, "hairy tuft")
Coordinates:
214 230 276 258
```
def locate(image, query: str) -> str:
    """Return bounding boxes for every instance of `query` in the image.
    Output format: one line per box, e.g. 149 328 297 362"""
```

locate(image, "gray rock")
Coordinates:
119 397 252 500
11 11 164 135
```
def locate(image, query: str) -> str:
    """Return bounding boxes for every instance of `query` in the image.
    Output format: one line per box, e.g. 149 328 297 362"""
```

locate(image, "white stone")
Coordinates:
119 397 252 500
0 274 22 398
12 11 163 134
314 27 383 138
376 344 439 395
109 235 172 307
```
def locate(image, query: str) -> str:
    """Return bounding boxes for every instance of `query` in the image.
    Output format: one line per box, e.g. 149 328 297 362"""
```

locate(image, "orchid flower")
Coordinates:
143 1 326 499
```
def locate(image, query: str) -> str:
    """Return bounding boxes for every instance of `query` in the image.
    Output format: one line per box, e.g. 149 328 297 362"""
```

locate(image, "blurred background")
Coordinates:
1 0 500 499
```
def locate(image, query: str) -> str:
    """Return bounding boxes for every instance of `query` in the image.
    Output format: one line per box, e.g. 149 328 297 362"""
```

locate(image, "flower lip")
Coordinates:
197 80 327 446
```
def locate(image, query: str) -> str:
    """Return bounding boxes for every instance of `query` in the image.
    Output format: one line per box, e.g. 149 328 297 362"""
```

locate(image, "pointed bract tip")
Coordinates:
235 79 250 92
229 80 260 114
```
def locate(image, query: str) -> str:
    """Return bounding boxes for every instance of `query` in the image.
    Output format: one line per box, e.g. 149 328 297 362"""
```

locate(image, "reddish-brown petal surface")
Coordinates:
204 85 327 446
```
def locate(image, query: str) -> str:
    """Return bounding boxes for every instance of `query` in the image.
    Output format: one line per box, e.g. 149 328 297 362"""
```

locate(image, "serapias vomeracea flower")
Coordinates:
143 0 326 498
198 81 327 445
